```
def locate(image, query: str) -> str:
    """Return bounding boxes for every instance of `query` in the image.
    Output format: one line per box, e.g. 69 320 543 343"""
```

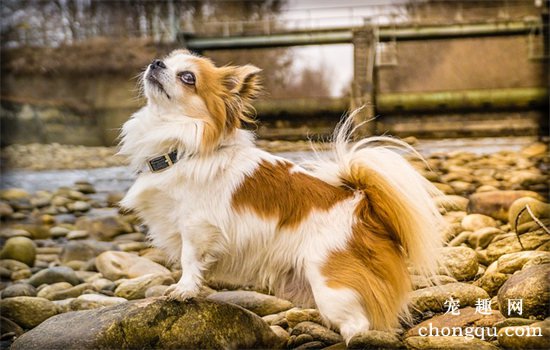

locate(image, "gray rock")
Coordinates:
11 298 283 349
0 236 36 266
208 290 293 316
49 226 70 238
348 330 404 349
28 266 80 287
409 283 489 316
498 264 550 319
44 283 94 301
37 282 73 299
1 284 37 298
95 251 170 280
404 336 498 349
0 296 58 329
144 284 169 298
291 321 343 345
114 274 174 300
438 247 479 281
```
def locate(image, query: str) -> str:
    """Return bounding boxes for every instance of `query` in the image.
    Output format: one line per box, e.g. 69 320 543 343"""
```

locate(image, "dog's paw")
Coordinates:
163 283 200 301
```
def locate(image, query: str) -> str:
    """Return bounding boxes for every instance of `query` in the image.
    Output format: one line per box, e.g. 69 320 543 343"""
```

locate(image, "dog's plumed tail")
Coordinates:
308 112 444 329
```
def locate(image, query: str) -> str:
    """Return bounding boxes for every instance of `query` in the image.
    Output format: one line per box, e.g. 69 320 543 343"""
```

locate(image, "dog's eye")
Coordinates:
179 71 196 85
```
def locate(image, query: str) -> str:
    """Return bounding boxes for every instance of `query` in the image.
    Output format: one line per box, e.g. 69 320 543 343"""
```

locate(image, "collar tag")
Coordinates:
147 150 178 173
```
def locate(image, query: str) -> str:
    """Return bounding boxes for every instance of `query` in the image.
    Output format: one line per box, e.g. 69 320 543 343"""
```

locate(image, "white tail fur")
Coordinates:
308 110 445 277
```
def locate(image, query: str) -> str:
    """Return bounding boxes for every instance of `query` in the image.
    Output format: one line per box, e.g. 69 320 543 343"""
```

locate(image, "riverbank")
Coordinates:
0 140 549 349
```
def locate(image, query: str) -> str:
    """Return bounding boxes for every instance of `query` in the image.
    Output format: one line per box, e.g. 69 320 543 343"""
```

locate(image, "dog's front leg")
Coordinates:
164 222 219 301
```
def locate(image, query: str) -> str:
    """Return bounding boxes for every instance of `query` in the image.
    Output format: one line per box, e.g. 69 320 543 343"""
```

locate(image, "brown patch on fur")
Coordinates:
232 160 353 229
185 55 261 154
321 199 411 330
321 163 414 330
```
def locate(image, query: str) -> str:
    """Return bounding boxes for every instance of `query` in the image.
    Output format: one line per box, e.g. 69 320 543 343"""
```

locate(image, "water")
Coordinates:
0 136 538 194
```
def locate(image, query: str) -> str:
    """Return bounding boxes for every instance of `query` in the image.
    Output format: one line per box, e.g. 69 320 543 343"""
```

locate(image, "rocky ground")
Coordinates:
0 141 549 349
0 140 331 170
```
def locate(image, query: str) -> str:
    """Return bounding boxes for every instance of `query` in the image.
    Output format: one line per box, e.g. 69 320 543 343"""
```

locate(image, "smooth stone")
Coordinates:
286 308 323 328
28 266 80 287
497 325 550 349
486 230 550 263
409 283 489 316
91 278 116 292
0 188 30 201
497 264 550 319
467 227 503 249
0 260 30 272
262 310 287 327
37 282 73 299
291 321 343 345
437 247 479 281
45 283 94 301
69 294 128 311
291 333 314 347
461 214 498 232
0 237 36 266
114 274 174 300
520 142 548 157
1 284 37 298
467 190 542 221
435 195 469 212
348 330 404 349
11 298 283 349
66 230 89 240
406 307 505 337
0 202 14 218
144 284 169 298
208 290 293 316
447 230 471 247
270 325 290 344
0 296 58 329
11 268 32 280
496 251 550 274
95 251 170 280
508 197 550 230
49 226 70 238
293 341 325 350
404 336 499 349
75 216 133 241
68 201 90 212
0 229 31 239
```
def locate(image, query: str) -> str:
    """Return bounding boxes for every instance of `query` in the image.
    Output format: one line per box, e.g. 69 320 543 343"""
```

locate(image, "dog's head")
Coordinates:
143 49 261 153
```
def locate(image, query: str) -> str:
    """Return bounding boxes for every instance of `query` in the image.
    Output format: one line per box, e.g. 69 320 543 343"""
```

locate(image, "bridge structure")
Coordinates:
178 10 548 136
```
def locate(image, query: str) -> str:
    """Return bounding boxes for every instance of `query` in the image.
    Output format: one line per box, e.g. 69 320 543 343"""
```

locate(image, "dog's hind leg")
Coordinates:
305 267 370 343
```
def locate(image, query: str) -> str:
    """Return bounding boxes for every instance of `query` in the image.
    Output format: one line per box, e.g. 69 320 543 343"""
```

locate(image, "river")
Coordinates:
0 136 539 194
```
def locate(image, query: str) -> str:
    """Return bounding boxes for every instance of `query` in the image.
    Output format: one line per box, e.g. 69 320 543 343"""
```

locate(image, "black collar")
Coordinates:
147 150 178 173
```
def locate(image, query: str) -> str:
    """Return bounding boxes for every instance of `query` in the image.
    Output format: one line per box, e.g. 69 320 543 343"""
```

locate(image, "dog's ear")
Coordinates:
223 65 262 102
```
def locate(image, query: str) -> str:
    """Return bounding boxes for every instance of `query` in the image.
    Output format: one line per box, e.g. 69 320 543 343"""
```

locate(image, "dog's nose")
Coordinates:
151 60 166 69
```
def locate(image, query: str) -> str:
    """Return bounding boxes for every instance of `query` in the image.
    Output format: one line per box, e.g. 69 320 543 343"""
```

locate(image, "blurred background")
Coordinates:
0 0 548 147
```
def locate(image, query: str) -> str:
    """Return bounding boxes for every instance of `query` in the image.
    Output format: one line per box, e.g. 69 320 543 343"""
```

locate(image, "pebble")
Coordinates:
0 237 36 266
0 228 32 239
69 294 128 311
291 321 343 345
114 274 174 300
28 266 80 287
1 284 38 298
461 214 498 231
404 336 499 349
0 296 58 328
409 283 489 316
437 246 479 281
348 330 404 349
286 308 323 328
95 251 171 280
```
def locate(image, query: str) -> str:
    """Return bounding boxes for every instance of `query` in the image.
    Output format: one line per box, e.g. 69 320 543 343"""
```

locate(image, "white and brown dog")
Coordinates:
119 50 444 342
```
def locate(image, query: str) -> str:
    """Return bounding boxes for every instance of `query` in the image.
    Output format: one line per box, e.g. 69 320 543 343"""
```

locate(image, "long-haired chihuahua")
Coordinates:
119 49 444 343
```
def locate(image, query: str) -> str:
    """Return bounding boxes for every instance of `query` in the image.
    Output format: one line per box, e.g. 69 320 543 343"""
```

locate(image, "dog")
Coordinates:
119 49 445 342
